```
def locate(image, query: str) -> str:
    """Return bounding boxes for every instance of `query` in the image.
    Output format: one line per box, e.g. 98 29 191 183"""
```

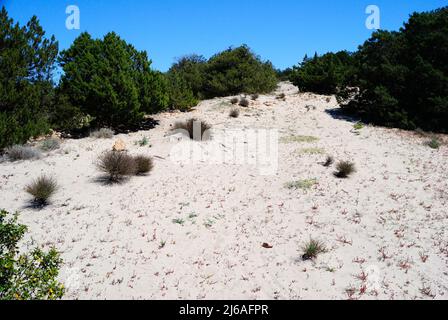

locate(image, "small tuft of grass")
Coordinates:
229 108 240 118
334 161 356 178
173 118 212 141
298 147 325 155
323 155 334 167
281 135 319 143
6 145 41 162
90 128 114 139
172 218 185 226
276 93 286 100
425 138 440 149
302 239 326 260
39 138 61 151
25 175 58 206
353 122 364 130
285 179 318 190
239 98 250 108
97 151 136 182
137 137 149 147
133 155 154 175
251 94 259 101
230 97 239 105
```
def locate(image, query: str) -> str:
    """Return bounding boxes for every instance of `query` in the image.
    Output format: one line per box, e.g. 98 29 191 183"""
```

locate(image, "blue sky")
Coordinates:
2 0 446 71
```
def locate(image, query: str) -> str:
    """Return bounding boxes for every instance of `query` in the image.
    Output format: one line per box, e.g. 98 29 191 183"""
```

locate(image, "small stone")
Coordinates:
112 139 126 152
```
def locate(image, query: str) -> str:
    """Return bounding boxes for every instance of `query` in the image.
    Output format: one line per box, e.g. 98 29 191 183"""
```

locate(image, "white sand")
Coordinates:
1 82 447 300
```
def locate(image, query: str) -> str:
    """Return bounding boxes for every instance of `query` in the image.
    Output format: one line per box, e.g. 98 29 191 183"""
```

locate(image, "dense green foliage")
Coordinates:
204 45 278 98
338 7 448 132
165 46 278 109
290 51 357 95
0 210 64 300
0 7 57 149
58 32 169 128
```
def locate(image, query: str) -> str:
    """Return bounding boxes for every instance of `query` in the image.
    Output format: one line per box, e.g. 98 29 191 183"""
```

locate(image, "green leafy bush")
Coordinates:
338 7 448 132
0 8 57 149
59 32 169 129
204 45 278 98
290 51 357 95
0 209 64 300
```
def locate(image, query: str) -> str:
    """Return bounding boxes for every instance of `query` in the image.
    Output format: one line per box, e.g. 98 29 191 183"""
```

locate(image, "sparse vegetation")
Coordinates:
90 128 114 139
97 151 137 182
425 138 441 149
172 218 185 226
230 97 239 105
239 98 250 108
277 93 286 100
173 118 212 141
285 179 318 190
353 122 364 130
281 135 319 143
5 145 41 162
298 147 325 155
251 94 259 100
302 239 327 260
334 161 356 178
323 155 334 167
39 138 61 151
25 175 58 206
229 108 240 118
137 136 149 147
0 210 65 300
133 155 154 175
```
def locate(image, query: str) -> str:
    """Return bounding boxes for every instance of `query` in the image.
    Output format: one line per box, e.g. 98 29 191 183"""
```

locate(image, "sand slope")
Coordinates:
1 82 447 300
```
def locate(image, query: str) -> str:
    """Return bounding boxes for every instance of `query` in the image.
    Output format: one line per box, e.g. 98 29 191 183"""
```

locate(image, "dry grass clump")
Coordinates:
90 128 115 139
25 175 58 206
5 145 41 162
298 147 325 155
251 94 259 100
229 108 240 118
334 161 356 178
134 155 154 175
277 93 286 100
173 118 212 141
302 239 326 260
97 151 137 182
230 97 239 105
323 155 334 167
39 138 61 151
239 98 250 107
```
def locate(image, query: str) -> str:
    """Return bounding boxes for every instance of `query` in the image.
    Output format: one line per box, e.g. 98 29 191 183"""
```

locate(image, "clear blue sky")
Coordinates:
2 0 447 71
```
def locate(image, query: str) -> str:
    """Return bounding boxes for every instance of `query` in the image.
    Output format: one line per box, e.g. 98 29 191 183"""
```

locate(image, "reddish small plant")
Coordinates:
419 252 429 263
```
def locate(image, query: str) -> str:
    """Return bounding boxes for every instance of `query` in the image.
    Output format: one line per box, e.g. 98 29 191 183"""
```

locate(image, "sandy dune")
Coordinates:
1 82 447 300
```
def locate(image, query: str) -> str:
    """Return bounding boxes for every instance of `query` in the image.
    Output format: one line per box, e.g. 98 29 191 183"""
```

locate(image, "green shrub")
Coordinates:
166 71 198 111
0 209 64 300
425 138 441 149
338 7 448 132
0 8 57 150
203 45 278 98
97 151 137 182
59 32 169 128
290 51 357 95
302 239 326 260
25 176 58 206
